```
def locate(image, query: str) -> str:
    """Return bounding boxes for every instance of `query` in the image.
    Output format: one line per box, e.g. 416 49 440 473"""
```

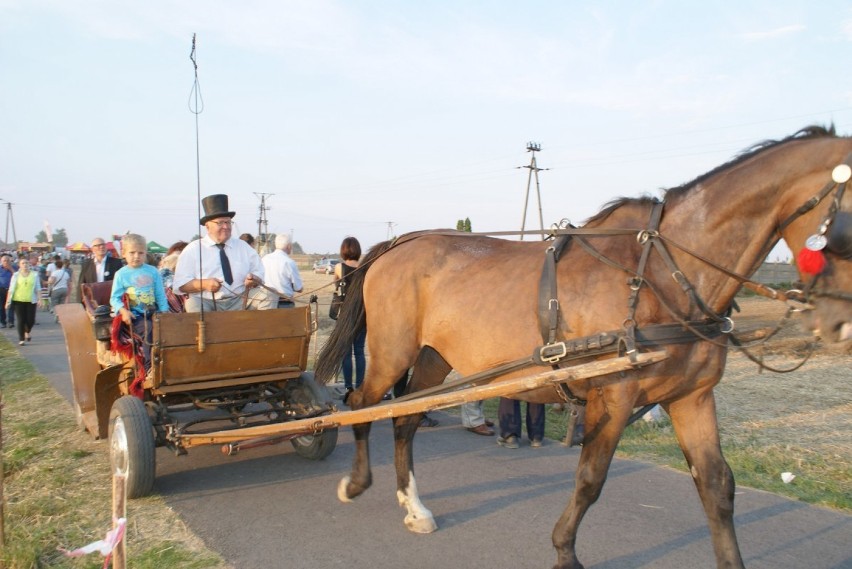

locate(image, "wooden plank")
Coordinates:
151 370 302 394
156 338 307 385
154 307 310 347
178 351 667 448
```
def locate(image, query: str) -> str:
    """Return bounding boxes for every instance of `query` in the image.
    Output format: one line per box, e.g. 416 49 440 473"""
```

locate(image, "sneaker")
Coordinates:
496 435 520 449
18 341 24 346
530 438 543 448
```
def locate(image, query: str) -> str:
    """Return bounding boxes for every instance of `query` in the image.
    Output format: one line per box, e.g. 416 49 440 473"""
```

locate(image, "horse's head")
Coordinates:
785 160 852 344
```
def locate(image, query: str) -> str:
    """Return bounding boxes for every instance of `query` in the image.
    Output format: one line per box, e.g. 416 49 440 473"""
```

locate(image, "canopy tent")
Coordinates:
147 241 167 254
67 241 91 252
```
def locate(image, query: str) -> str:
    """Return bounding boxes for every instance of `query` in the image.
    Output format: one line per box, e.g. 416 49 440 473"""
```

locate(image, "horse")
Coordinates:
315 125 852 569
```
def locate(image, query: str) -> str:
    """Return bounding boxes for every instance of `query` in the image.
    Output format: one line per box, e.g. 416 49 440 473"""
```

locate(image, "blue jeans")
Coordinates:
498 397 545 441
341 328 366 390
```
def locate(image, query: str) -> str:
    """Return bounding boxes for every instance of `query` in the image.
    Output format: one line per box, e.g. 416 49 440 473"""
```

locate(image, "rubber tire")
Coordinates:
109 395 156 498
289 373 338 460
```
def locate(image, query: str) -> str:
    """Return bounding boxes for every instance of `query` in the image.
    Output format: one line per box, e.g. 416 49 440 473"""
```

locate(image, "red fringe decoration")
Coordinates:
797 247 826 275
109 295 146 399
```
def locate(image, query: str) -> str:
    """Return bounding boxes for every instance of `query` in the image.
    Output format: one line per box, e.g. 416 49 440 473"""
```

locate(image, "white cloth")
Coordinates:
173 235 265 301
261 249 303 300
95 257 107 282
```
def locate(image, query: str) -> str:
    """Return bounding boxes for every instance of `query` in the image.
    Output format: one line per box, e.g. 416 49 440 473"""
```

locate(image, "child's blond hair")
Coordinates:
121 233 147 251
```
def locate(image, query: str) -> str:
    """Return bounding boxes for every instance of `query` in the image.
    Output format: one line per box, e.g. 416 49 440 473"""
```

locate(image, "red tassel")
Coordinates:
797 247 826 275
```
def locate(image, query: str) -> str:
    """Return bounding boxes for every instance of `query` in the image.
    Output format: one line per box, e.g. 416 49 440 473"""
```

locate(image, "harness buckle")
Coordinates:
539 342 568 364
784 289 815 312
720 317 735 334
549 298 559 310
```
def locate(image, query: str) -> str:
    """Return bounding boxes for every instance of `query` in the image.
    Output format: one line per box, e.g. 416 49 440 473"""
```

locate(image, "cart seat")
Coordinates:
80 281 113 318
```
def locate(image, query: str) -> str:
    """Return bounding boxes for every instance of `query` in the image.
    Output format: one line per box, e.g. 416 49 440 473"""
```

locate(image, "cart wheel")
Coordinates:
289 373 338 460
109 395 156 498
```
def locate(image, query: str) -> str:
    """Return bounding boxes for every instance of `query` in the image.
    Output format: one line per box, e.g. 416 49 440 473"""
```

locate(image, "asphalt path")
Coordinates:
6 317 851 569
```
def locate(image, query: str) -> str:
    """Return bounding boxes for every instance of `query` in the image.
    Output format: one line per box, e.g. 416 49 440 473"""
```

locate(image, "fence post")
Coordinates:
111 472 126 569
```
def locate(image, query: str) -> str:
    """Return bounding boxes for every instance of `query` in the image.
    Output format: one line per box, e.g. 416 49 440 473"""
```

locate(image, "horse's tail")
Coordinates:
314 239 396 384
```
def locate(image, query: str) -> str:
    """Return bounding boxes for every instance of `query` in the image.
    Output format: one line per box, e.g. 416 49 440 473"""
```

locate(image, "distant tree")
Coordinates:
292 241 304 255
464 218 472 232
456 219 464 231
456 218 472 232
53 228 68 247
35 230 47 243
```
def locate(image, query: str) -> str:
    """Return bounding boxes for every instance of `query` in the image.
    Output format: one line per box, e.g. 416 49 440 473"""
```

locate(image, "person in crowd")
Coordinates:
0 254 15 328
47 258 72 318
496 397 546 449
262 234 303 308
334 237 365 404
173 194 274 312
110 234 169 371
79 237 124 285
239 233 255 247
5 258 41 345
158 241 188 290
461 400 495 436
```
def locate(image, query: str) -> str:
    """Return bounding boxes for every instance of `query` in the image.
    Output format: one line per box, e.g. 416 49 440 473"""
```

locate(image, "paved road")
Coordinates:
6 318 851 569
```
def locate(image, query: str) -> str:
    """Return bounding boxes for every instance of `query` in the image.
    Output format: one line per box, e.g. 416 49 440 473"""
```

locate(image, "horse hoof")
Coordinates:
404 512 437 534
337 476 354 503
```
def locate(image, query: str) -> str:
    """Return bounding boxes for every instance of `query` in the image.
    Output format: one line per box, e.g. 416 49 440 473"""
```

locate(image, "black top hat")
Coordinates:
200 194 236 225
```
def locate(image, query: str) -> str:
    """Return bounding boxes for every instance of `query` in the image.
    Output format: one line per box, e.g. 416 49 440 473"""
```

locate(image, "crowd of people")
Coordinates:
4 192 548 447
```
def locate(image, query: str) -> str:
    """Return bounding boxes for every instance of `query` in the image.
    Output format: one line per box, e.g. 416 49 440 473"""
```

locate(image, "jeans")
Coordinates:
498 397 545 441
341 328 366 390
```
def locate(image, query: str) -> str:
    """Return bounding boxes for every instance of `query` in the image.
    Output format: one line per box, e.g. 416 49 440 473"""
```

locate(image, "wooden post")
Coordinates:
111 473 126 569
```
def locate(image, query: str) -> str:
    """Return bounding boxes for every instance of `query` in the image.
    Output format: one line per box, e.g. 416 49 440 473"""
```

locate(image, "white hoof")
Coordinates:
404 512 438 534
337 476 353 503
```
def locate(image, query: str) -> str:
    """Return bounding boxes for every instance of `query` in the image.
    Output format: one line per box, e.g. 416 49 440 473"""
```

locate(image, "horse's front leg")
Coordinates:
337 387 378 502
552 387 633 569
667 389 745 569
393 414 437 533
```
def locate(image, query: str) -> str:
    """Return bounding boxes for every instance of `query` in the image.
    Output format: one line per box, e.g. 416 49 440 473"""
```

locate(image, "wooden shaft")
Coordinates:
179 351 667 448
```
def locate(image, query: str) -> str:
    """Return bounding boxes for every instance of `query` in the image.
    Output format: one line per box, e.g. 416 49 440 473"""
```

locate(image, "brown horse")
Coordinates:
316 126 852 569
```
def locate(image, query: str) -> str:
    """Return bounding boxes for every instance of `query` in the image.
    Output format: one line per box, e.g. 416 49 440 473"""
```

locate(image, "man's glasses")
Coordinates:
92 243 106 248
212 220 233 228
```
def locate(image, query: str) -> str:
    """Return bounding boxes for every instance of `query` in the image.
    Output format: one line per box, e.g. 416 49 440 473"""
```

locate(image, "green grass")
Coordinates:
0 337 228 569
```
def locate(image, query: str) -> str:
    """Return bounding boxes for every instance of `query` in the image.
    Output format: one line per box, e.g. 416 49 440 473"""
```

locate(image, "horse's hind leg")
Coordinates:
394 346 452 533
667 388 745 568
552 387 633 569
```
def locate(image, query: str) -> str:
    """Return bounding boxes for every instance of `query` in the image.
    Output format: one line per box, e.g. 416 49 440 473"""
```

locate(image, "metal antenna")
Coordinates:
517 142 549 241
1 200 17 247
254 192 274 252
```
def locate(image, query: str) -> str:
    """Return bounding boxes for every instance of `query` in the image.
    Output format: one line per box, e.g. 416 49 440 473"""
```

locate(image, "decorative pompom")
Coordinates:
797 247 826 275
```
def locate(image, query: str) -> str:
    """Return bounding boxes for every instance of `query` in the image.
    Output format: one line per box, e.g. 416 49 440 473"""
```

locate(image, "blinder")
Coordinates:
826 210 852 258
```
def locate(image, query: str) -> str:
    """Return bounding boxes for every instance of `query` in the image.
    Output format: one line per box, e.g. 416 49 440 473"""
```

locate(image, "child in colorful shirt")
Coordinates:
110 234 169 372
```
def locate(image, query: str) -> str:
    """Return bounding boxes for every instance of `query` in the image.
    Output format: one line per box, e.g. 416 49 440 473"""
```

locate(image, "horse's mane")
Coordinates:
584 124 837 226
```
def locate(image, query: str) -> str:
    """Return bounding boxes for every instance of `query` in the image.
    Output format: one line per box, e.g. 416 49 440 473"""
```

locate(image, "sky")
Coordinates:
1 1 851 257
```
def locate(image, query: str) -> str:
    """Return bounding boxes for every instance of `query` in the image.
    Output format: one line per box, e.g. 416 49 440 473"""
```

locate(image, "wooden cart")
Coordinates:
56 284 665 499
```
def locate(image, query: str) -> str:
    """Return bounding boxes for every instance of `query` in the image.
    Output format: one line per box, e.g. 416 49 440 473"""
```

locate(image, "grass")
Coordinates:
0 337 229 569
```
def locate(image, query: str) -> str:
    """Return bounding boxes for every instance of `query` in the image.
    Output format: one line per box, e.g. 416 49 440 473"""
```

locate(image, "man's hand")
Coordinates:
120 307 132 325
244 274 260 289
203 278 223 293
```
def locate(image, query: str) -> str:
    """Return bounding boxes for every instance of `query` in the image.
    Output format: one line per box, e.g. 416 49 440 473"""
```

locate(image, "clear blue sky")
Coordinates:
1 1 850 257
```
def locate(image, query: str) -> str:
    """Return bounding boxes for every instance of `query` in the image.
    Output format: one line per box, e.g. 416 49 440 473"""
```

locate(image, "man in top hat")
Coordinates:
173 194 275 312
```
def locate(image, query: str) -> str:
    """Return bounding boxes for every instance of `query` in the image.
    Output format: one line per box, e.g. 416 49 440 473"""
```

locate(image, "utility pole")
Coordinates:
517 142 549 241
385 221 397 240
1 200 17 249
254 193 274 252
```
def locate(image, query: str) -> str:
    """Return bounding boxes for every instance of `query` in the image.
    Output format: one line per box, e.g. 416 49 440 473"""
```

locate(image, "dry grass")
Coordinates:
0 341 228 569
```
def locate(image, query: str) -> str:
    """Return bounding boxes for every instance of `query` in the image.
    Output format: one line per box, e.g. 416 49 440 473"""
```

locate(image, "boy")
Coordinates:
110 234 169 373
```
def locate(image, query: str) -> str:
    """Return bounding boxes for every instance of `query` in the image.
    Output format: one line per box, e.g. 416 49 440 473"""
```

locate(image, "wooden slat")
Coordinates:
179 351 668 448
156 338 307 386
151 370 302 394
154 307 310 347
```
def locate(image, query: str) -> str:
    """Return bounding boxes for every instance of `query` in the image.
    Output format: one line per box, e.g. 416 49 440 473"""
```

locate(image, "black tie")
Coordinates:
216 243 234 285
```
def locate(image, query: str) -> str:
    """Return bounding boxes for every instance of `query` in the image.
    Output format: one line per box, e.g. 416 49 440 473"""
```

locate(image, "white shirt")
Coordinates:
49 267 71 291
262 249 303 300
94 256 107 282
173 235 265 300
